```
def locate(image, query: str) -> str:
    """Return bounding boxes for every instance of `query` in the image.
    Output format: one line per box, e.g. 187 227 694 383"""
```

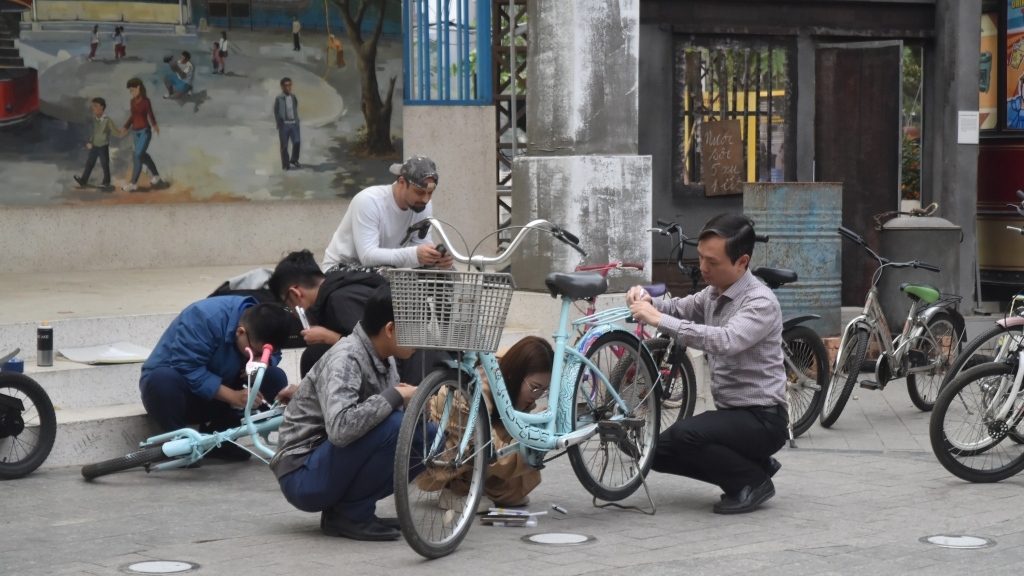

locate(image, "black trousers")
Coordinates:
300 344 450 385
653 407 788 496
81 144 110 185
293 33 300 50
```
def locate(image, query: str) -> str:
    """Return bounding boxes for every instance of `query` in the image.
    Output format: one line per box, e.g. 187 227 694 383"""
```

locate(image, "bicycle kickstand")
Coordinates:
591 420 656 515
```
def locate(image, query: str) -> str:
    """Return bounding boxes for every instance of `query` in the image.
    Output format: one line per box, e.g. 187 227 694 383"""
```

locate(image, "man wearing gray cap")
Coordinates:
322 156 454 273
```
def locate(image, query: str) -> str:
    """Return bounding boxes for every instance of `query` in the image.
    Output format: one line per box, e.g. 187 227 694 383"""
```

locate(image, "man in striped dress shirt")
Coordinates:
628 213 789 514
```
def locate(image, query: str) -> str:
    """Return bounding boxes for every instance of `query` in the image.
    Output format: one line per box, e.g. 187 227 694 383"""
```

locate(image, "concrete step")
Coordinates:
0 56 24 67
46 403 160 470
0 47 19 58
0 39 14 48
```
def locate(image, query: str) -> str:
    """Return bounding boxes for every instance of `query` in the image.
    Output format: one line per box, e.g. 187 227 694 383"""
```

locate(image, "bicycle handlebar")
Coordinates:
408 218 586 270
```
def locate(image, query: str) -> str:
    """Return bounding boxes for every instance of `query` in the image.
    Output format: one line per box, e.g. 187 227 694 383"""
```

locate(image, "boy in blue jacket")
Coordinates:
140 297 295 460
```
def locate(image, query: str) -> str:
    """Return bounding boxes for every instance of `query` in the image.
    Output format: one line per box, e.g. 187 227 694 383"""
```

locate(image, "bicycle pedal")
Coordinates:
859 380 879 390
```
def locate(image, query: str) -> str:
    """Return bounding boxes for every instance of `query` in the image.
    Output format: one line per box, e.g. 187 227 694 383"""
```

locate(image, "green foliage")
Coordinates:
902 134 921 200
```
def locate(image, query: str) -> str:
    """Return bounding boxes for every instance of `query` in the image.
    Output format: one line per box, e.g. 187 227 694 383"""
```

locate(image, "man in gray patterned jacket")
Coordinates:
270 285 420 541
628 213 789 515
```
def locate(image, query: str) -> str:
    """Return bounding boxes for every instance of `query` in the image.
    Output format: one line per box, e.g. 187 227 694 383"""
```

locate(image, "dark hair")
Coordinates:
221 31 227 38
698 213 756 266
361 285 395 336
268 250 325 301
499 336 554 409
91 97 106 110
181 51 191 61
214 42 219 48
240 303 293 351
281 77 292 87
126 77 146 98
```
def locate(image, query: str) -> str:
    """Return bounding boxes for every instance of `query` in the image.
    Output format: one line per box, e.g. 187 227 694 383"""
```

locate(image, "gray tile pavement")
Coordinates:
5 380 1024 576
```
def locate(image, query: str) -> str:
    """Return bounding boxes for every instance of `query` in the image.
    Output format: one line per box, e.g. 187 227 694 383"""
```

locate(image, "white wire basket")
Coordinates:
384 269 516 353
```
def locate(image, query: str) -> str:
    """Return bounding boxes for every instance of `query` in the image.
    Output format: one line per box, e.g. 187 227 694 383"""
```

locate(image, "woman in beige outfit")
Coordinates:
415 336 553 510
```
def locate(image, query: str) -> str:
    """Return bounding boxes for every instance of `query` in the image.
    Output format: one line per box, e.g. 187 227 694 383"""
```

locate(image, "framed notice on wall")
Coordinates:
1008 0 1024 128
701 120 745 196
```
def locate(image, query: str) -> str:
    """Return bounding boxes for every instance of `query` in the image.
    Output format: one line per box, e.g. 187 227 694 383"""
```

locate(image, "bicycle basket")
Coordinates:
384 269 516 353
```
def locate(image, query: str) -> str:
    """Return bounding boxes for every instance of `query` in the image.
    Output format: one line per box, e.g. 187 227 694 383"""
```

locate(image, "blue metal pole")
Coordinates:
403 0 412 102
462 0 470 100
475 0 491 101
420 0 429 100
442 0 449 100
454 0 462 100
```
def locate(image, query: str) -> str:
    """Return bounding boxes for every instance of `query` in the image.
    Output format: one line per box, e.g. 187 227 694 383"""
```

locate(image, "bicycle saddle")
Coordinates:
545 272 608 300
643 283 667 298
751 266 798 288
899 283 940 304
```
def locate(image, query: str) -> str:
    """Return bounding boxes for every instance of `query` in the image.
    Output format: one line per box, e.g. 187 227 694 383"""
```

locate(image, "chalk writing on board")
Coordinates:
701 120 745 196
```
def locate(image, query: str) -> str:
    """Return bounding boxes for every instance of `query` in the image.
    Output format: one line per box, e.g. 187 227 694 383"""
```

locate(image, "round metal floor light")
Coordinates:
122 560 199 574
920 535 996 550
521 533 596 546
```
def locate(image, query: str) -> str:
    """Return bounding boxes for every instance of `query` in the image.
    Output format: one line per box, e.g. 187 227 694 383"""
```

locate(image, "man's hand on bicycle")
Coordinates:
397 383 417 406
215 385 261 409
302 326 341 346
625 285 653 306
275 383 299 405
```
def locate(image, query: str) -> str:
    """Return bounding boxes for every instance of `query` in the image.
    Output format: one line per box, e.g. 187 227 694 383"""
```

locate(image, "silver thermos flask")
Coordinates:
37 322 53 367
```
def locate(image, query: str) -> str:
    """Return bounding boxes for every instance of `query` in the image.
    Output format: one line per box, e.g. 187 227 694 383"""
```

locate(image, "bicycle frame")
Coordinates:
137 347 284 471
436 298 650 468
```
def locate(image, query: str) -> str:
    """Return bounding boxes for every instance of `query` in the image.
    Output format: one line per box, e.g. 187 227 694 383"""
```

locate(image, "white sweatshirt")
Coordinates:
322 184 434 271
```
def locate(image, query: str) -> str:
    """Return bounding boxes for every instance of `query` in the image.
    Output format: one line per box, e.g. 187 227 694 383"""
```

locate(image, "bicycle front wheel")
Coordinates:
570 332 660 502
81 446 167 480
782 326 828 437
930 362 1024 483
939 323 1021 392
907 311 963 411
643 338 697 429
0 373 57 480
394 368 487 560
820 327 869 428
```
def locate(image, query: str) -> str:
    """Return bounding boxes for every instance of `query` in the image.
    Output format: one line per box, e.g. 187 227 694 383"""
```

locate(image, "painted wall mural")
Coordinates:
0 0 403 205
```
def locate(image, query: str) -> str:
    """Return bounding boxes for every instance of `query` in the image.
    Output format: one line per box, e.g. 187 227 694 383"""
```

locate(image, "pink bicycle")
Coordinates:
573 261 698 432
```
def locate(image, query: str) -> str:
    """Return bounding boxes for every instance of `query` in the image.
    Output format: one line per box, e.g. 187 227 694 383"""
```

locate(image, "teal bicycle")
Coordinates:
81 345 284 479
388 219 661 559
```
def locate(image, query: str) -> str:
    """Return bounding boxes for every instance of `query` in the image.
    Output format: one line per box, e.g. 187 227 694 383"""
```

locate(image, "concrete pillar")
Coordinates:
930 0 980 302
512 0 652 291
403 106 498 257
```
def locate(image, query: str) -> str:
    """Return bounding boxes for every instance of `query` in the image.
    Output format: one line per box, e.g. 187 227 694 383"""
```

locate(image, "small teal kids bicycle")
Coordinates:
81 345 284 479
388 218 661 559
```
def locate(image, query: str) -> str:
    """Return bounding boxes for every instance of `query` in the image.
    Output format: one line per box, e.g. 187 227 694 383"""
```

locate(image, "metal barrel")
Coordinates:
744 183 843 336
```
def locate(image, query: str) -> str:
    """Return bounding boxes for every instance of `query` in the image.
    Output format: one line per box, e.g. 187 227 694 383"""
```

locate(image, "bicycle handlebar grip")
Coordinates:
657 219 673 227
837 226 865 245
261 344 273 364
755 235 769 243
560 229 581 245
915 261 941 273
1017 189 1024 201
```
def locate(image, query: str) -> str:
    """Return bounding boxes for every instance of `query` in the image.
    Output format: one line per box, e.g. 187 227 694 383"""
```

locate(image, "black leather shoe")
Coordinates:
321 510 400 541
375 516 401 530
291 161 302 168
767 457 782 478
713 479 775 515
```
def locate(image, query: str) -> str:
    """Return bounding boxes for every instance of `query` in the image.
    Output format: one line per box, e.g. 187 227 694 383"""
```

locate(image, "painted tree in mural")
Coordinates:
334 0 398 158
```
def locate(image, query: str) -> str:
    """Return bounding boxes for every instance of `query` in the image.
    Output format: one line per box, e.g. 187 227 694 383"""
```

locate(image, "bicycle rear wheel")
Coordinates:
570 332 660 502
81 446 167 480
0 373 57 480
907 311 963 411
820 327 869 428
782 326 828 437
939 323 1020 392
394 368 487 559
930 362 1024 483
643 338 697 429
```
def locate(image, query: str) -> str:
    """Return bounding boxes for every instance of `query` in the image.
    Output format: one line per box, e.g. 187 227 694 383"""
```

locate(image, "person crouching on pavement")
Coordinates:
139 298 295 461
627 213 789 514
271 285 427 541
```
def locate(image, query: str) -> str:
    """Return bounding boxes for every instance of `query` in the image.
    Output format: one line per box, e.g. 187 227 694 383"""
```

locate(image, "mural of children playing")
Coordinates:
112 27 126 59
163 51 194 99
73 97 121 190
120 78 161 192
88 25 99 61
328 34 345 68
212 42 223 73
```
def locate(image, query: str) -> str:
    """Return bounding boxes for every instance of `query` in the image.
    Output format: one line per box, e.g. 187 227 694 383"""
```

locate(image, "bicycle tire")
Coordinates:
907 311 963 412
0 372 57 480
782 326 828 438
81 446 167 480
820 327 870 428
930 362 1024 483
569 331 660 502
641 338 697 428
394 368 487 559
